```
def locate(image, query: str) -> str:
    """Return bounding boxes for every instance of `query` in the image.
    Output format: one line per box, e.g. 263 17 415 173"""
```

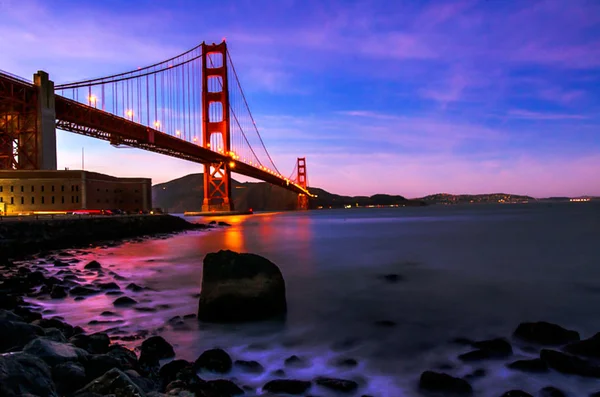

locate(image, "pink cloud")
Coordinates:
508 110 588 120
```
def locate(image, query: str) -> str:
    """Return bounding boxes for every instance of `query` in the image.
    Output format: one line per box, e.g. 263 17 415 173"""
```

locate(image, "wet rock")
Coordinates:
209 220 217 225
564 332 600 358
459 338 512 361
208 379 244 395
84 260 103 270
374 320 396 327
101 311 118 316
0 352 57 397
507 358 549 373
70 332 110 354
514 322 580 345
463 368 486 379
0 309 23 321
285 354 308 368
23 338 89 366
98 282 120 290
315 377 358 392
197 250 287 322
159 359 193 386
217 221 231 226
107 345 139 371
0 293 24 310
54 260 69 267
70 286 99 296
539 386 567 397
53 361 87 394
333 357 358 368
194 348 232 373
271 369 286 376
33 317 75 338
27 270 47 286
540 349 600 377
263 379 311 394
0 318 45 352
44 327 68 343
114 296 138 306
73 367 145 397
234 359 264 373
183 314 196 319
84 353 123 380
126 283 145 292
500 391 533 397
107 290 124 296
380 273 403 282
125 369 157 393
50 285 68 299
419 371 473 394
140 336 175 366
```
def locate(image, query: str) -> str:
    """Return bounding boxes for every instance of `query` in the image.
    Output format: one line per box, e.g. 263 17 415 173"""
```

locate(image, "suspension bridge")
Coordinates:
0 41 312 212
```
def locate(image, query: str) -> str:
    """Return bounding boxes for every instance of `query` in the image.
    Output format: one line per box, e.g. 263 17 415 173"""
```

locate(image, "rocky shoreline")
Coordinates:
0 215 215 260
3 247 600 396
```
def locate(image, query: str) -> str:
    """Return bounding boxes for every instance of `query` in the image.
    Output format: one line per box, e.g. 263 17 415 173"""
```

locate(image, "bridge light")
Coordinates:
88 95 97 107
154 120 161 129
193 137 198 142
229 161 235 168
175 130 181 136
206 142 210 147
125 109 134 119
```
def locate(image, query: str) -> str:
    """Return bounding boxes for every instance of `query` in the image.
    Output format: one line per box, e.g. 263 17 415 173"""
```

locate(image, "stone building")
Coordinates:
0 170 151 214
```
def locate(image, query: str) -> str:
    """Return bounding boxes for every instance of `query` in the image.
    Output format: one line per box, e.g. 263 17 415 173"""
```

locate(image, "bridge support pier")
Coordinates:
296 157 309 210
34 71 57 170
297 194 309 210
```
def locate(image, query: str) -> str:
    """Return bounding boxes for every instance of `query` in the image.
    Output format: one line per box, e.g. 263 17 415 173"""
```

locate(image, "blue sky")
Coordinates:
1 0 599 197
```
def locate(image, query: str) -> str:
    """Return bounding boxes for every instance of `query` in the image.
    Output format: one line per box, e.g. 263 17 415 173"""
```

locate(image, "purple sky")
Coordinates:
1 0 599 197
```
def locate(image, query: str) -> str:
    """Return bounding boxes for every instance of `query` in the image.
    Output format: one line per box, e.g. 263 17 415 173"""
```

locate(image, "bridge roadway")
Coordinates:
0 72 311 196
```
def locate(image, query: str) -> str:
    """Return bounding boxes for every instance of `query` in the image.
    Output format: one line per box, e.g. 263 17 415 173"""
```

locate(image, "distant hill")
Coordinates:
152 173 425 212
418 193 535 204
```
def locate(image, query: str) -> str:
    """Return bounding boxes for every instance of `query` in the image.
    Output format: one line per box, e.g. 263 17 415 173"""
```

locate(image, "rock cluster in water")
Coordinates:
4 247 600 396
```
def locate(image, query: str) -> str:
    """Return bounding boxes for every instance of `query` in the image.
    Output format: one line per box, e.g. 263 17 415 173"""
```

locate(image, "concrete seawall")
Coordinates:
0 214 206 259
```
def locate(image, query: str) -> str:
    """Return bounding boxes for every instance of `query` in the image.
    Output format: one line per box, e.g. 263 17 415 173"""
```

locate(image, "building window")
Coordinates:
11 197 14 204
31 186 34 192
41 197 45 204
0 197 2 202
61 197 65 204
76 196 79 203
51 185 55 192
71 185 74 192
41 185 44 192
31 197 34 204
21 186 24 192
76 186 79 192
21 197 24 204
61 185 65 192
52 196 55 204
0 186 2 192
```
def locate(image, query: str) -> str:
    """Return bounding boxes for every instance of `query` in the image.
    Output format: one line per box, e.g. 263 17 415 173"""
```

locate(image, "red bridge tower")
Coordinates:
297 157 309 210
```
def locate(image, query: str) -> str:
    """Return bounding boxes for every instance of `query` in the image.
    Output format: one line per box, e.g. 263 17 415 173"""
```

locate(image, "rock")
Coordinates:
159 359 193 386
53 361 87 394
500 391 533 397
114 296 138 306
463 368 486 379
107 345 139 371
70 286 99 296
0 318 45 352
54 260 69 267
459 338 512 361
0 308 24 322
209 221 217 225
126 283 145 292
333 357 358 368
0 293 24 310
98 282 120 290
23 338 89 366
44 327 67 343
194 348 232 373
217 221 231 226
0 352 57 397
84 353 123 380
514 322 580 345
381 273 403 282
315 377 359 392
50 285 68 299
197 250 287 322
564 332 600 358
419 371 472 394
69 332 110 354
263 379 311 394
540 349 600 377
507 358 549 373
33 317 75 338
13 305 43 322
139 336 175 366
234 359 264 373
84 260 103 270
73 367 146 397
208 379 244 395
125 369 157 393
539 386 567 397
284 355 307 368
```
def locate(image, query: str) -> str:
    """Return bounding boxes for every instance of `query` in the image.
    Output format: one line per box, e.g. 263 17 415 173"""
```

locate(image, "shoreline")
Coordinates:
0 214 210 261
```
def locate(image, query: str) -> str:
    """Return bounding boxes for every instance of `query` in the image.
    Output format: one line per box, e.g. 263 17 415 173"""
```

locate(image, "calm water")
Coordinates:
25 203 600 396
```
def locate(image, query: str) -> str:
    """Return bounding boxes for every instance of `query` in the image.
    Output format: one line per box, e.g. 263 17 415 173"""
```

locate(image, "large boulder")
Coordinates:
23 338 89 367
73 367 146 397
513 322 580 345
419 371 472 394
0 353 57 397
197 250 287 322
0 318 45 352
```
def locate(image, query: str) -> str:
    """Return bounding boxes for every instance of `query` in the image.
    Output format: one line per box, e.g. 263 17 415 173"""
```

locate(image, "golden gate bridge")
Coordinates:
0 41 312 211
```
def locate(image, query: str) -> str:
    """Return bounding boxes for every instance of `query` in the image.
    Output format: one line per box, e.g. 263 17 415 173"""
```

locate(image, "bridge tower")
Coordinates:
297 157 309 210
201 42 233 212
0 71 56 170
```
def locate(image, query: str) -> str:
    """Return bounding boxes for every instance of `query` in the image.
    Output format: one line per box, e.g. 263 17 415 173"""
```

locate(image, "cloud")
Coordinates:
508 109 588 120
